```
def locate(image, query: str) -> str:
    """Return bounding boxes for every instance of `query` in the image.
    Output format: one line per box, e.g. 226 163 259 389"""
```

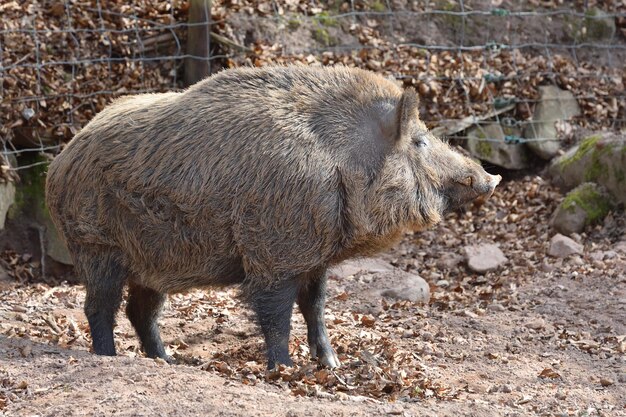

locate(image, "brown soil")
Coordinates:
0 177 624 416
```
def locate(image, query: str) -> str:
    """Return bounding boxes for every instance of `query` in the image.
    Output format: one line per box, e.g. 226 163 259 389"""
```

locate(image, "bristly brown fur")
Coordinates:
46 65 496 293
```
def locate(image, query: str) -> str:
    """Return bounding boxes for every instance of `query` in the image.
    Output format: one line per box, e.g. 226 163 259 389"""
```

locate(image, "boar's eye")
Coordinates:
414 135 428 148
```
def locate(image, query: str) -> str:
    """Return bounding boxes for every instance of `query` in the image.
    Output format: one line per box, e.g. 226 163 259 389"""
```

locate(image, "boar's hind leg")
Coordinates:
125 282 169 361
79 250 127 356
297 270 340 369
246 278 300 369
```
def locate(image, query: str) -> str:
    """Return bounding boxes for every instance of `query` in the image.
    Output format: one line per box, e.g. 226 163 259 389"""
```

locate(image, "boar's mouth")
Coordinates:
442 174 501 212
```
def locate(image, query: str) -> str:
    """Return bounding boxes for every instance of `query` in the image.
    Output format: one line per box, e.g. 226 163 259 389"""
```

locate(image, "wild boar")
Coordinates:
45 65 500 369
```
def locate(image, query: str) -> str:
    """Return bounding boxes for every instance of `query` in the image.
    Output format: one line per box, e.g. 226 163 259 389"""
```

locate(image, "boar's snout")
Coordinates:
458 172 501 197
445 165 501 210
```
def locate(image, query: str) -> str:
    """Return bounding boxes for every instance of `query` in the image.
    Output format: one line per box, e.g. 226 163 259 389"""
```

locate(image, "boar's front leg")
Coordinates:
298 270 340 369
125 282 170 361
246 278 299 369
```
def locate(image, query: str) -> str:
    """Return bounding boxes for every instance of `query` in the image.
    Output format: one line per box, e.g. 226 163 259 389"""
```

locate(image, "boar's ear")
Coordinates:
396 87 420 142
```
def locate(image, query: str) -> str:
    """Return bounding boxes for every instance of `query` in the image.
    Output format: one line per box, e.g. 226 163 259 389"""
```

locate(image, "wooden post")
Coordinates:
184 0 212 86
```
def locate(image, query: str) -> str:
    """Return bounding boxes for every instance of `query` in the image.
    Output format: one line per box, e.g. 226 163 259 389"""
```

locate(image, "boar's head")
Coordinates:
367 87 501 234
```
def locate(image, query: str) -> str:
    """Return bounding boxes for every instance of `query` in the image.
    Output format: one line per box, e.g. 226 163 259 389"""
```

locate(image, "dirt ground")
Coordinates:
0 176 624 417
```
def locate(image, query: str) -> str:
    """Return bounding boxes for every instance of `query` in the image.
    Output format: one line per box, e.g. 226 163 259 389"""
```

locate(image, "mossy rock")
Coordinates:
313 12 338 27
287 18 301 30
8 153 49 221
466 124 529 170
369 1 386 12
434 0 463 31
568 7 616 42
550 182 614 235
549 133 626 204
0 182 15 231
311 26 338 46
8 153 73 265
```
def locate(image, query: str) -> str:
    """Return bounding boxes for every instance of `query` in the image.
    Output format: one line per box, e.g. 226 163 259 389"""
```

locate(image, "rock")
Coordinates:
346 264 432 314
488 303 505 312
500 384 513 393
524 85 581 160
463 244 507 273
44 215 73 265
21 108 35 121
550 183 614 235
401 330 414 338
526 318 546 330
549 133 626 204
548 234 583 258
589 251 605 261
420 331 434 342
380 273 430 303
466 123 529 170
0 181 15 230
540 261 556 273
5 154 73 265
599 378 614 387
569 233 582 243
614 241 626 254
570 8 616 42
19 344 32 358
0 265 10 282
555 390 567 400
0 265 14 291
331 258 392 278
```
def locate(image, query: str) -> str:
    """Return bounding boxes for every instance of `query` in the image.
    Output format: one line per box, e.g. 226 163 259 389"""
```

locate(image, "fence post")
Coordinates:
184 0 212 86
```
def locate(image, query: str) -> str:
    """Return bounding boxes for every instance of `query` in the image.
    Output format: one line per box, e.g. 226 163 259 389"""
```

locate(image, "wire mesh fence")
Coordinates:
1 0 625 171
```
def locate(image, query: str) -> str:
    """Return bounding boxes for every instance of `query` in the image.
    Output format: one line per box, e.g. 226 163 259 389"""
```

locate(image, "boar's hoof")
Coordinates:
268 357 294 370
318 350 341 369
311 343 340 368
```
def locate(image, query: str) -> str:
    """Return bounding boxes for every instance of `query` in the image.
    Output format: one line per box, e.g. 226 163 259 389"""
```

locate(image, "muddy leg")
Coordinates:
126 282 169 360
79 251 127 356
297 270 340 368
246 278 299 369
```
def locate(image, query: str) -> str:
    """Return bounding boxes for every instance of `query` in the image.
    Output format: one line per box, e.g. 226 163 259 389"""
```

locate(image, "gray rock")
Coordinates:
44 215 73 265
614 241 626 254
21 108 35 121
331 258 392 278
341 265 432 314
589 251 605 261
466 123 529 170
525 85 581 160
602 250 617 259
548 234 583 258
549 134 626 204
380 274 430 303
571 8 617 42
526 318 546 330
0 182 15 230
488 303 505 312
464 243 507 273
0 265 14 291
0 265 9 282
7 154 73 265
500 384 513 393
550 183 614 236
